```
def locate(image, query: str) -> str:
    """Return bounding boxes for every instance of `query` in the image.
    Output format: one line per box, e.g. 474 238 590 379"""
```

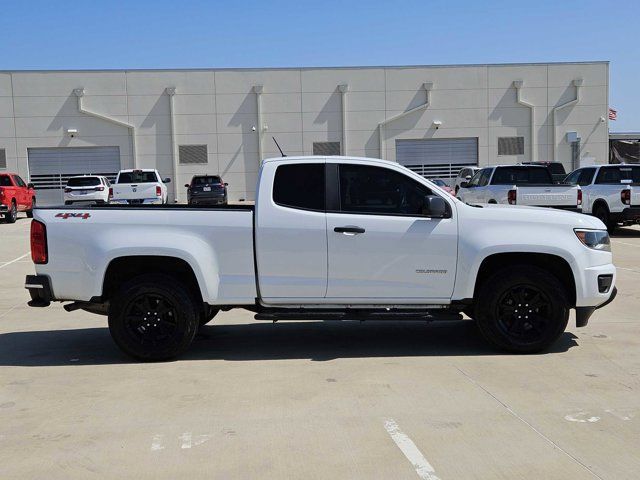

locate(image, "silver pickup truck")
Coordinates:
457 165 581 210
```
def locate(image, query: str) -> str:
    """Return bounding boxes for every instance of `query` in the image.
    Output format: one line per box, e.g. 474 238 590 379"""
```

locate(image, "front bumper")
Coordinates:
25 275 54 307
576 286 617 327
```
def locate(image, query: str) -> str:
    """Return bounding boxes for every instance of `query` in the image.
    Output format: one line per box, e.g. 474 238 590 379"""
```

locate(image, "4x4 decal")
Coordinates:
55 212 91 220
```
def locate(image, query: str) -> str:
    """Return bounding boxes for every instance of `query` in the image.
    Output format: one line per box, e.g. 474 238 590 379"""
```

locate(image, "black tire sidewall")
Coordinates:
108 274 199 361
6 202 17 223
475 266 569 353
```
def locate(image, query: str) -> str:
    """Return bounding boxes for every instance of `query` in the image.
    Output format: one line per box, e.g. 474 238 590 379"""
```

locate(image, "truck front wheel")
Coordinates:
108 274 199 361
474 266 569 353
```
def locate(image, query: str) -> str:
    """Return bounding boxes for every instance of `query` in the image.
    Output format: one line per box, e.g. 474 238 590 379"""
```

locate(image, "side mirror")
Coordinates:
460 181 469 188
423 195 448 218
163 178 171 183
465 175 472 180
184 184 190 188
27 183 35 189
224 183 229 186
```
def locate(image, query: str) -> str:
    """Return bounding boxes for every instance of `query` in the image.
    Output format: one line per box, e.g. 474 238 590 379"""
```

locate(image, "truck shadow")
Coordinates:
0 320 578 366
613 226 640 238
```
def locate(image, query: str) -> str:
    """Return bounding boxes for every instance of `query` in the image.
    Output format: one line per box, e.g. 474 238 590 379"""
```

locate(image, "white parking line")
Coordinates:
0 252 30 270
617 266 640 274
384 418 440 480
612 240 640 248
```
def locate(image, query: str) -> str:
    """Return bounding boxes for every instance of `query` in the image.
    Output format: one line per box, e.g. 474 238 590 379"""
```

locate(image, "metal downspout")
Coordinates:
73 88 138 168
513 80 536 162
378 82 432 160
552 79 582 161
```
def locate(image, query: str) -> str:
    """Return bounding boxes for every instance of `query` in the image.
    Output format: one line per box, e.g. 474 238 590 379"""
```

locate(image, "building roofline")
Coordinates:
0 60 609 74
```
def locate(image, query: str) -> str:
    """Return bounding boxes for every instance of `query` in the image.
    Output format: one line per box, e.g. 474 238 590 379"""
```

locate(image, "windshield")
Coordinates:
117 171 158 184
492 167 552 185
67 177 101 187
192 176 222 186
547 163 566 175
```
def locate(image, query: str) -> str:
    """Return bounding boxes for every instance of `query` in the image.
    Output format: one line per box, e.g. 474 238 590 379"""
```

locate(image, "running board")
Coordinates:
254 309 462 322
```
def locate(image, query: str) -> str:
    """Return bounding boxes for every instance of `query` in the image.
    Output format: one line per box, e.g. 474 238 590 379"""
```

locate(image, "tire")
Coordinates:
593 205 616 234
474 265 569 353
26 198 35 218
108 273 199 361
4 201 17 224
199 306 220 327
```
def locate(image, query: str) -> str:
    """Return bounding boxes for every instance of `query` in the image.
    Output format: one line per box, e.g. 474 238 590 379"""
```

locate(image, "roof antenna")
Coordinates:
272 137 287 157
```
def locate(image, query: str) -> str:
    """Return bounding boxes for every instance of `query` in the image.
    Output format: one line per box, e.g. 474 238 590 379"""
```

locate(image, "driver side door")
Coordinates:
325 162 458 301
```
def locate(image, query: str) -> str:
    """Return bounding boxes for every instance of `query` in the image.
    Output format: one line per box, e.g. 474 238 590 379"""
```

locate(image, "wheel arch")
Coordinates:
102 255 203 304
592 198 609 214
473 252 576 307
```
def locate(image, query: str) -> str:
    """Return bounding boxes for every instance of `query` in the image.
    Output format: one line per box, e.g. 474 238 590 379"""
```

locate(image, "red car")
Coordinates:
0 173 36 223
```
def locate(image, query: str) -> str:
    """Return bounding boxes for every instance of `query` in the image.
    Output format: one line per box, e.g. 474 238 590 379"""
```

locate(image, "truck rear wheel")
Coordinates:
594 205 616 234
474 266 569 353
108 274 199 361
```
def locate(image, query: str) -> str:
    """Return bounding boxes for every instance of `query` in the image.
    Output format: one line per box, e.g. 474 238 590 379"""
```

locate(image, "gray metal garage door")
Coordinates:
27 147 121 206
396 138 478 180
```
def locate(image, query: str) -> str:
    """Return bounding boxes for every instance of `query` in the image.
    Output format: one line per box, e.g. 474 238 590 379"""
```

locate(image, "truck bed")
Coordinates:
32 204 257 305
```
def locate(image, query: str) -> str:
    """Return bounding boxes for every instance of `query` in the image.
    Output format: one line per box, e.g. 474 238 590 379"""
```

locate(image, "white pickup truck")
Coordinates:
110 169 170 205
458 165 582 210
564 164 640 233
25 156 617 360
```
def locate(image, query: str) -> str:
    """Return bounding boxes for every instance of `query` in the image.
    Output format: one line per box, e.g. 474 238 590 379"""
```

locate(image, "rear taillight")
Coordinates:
507 189 517 205
64 188 72 193
108 187 113 199
156 186 162 196
30 220 48 265
577 189 583 206
621 188 631 205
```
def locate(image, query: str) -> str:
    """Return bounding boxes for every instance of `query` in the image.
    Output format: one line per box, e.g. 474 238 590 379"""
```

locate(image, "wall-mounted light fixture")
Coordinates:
433 120 442 129
66 128 78 137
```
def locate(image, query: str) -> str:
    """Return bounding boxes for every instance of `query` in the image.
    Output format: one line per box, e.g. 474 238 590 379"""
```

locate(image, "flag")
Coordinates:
609 108 617 121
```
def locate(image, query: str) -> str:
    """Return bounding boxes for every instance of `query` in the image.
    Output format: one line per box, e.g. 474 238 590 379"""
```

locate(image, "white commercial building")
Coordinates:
0 62 609 204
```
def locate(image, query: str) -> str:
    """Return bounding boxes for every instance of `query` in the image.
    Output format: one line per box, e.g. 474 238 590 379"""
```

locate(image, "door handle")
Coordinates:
334 226 365 234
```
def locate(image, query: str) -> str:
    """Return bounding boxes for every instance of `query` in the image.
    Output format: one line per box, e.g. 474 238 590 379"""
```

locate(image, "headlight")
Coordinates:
574 229 611 252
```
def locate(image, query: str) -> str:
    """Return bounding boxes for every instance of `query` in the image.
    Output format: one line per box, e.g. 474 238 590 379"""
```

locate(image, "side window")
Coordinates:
564 170 582 186
467 169 483 187
338 164 433 216
459 168 469 178
578 168 596 186
595 168 621 184
478 169 492 186
13 175 26 187
273 163 325 211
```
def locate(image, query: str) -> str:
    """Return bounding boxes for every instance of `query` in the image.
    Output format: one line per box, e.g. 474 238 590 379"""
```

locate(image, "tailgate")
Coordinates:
516 185 579 207
113 183 158 200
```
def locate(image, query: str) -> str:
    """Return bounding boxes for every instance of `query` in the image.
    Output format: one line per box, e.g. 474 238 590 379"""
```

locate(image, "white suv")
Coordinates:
454 167 480 195
64 176 112 205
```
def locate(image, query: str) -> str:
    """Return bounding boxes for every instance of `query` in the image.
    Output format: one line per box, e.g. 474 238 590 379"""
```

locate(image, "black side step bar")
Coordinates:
254 310 462 322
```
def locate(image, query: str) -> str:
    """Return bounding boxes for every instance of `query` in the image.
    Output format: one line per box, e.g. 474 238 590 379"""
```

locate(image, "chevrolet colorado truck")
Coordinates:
564 164 640 233
25 156 617 360
458 165 581 210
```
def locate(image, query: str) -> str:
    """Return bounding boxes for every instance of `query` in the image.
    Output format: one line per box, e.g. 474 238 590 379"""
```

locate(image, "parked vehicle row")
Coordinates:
26 155 617 361
457 165 581 210
0 173 36 223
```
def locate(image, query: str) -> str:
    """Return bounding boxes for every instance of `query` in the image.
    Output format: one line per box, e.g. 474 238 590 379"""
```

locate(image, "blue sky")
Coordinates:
1 0 638 130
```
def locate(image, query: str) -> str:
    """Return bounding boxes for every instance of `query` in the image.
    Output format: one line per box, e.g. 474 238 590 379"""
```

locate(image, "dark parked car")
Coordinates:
186 175 228 206
522 161 567 184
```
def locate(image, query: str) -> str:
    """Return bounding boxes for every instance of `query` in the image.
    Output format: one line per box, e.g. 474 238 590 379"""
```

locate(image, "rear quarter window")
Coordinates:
273 164 325 211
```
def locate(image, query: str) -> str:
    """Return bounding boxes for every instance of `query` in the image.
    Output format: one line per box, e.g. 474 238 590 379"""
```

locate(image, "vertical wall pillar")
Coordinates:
338 84 349 155
513 80 536 162
253 85 264 162
166 87 178 202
